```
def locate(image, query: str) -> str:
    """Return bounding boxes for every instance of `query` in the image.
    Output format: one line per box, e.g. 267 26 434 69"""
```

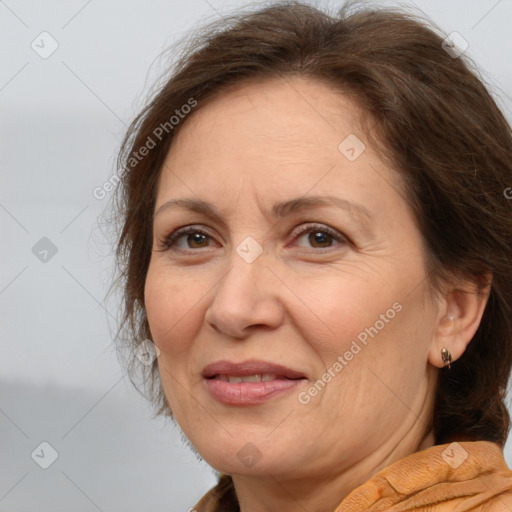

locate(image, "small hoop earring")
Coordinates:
441 347 452 370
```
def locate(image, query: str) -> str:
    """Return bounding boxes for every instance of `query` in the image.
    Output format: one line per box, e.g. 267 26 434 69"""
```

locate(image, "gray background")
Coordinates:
1 0 512 510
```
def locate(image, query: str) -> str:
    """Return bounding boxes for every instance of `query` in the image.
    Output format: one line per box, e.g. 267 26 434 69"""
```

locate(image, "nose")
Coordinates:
204 249 285 339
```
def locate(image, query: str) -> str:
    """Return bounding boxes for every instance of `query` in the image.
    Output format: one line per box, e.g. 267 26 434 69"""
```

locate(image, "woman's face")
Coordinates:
145 77 442 480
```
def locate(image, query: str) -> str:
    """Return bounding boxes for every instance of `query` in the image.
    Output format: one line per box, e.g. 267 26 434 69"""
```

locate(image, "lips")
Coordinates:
201 359 306 380
202 359 308 406
215 374 281 383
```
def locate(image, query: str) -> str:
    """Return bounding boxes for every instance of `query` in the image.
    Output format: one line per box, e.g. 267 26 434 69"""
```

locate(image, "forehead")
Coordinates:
156 77 404 214
159 78 384 184
172 76 366 152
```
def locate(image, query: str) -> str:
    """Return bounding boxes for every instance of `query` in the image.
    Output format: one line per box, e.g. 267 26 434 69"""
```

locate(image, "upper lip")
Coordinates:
201 359 307 380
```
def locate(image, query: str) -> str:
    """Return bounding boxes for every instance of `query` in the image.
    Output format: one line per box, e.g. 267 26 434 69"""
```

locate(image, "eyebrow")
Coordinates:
154 195 372 227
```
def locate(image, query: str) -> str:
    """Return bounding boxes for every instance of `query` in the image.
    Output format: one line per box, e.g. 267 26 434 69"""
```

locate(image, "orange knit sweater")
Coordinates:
193 441 512 511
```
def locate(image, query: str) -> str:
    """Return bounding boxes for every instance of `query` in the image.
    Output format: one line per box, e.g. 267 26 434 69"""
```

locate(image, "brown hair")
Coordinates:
111 0 512 446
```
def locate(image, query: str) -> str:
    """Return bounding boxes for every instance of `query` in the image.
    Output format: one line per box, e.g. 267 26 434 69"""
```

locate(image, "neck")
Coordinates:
231 425 435 512
230 374 438 512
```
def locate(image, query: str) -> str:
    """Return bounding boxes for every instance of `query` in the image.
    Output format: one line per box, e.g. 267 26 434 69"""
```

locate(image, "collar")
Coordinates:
193 441 512 512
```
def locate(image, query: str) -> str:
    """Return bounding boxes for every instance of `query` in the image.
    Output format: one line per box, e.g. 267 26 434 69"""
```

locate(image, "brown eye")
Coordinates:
293 224 347 250
161 226 217 251
307 231 334 248
186 232 209 248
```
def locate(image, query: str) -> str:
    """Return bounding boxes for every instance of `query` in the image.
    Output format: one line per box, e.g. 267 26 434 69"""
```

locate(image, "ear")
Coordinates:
428 275 492 368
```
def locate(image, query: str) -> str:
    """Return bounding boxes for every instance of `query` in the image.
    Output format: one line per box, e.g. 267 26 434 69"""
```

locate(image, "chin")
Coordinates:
188 430 297 476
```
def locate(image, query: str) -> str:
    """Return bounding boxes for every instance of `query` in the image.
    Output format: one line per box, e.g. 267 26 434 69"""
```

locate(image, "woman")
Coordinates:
111 1 512 510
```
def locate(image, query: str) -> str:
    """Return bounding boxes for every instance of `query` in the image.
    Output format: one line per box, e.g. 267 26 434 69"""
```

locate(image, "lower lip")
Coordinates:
205 378 306 405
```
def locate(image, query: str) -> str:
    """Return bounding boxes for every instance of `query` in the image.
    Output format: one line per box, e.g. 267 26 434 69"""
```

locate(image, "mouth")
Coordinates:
201 359 308 405
202 359 307 380
211 373 300 383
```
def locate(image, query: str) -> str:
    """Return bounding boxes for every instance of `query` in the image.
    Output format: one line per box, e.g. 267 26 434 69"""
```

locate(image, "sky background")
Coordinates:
2 0 512 510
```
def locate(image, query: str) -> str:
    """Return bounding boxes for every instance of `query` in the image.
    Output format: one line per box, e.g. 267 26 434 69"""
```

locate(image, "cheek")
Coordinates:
296 273 433 402
144 266 205 357
292 275 398 357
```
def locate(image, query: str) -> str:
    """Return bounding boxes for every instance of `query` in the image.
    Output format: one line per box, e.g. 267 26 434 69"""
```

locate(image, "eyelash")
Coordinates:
157 223 349 253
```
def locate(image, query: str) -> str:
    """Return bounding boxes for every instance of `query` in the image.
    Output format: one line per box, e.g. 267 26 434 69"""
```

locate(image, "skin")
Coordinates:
144 77 490 512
